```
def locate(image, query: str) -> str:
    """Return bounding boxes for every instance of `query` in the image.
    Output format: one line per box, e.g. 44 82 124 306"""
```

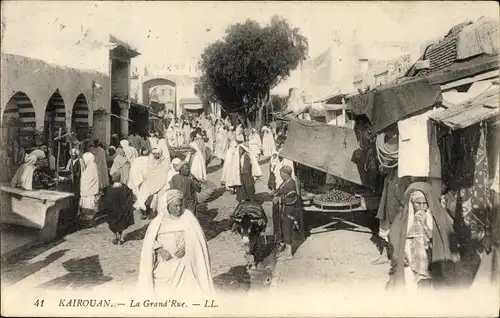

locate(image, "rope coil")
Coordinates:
376 133 398 168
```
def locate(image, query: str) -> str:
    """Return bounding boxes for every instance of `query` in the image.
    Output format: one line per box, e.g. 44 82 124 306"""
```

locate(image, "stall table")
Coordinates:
0 184 74 242
301 194 381 235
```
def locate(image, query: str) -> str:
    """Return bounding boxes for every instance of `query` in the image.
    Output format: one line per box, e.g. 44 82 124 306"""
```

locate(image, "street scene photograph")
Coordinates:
0 1 499 317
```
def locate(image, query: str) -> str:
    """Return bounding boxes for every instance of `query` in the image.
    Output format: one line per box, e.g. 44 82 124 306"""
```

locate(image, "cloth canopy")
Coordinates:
347 77 442 134
279 118 369 186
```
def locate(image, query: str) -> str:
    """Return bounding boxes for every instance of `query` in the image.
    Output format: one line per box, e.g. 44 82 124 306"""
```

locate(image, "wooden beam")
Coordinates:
440 70 499 91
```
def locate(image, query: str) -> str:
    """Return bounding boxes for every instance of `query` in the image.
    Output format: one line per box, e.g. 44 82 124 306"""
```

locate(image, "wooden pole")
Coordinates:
56 127 62 191
296 166 306 240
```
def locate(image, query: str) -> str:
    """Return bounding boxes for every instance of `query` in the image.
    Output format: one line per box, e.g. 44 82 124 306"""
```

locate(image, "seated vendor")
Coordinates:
26 145 55 172
10 154 46 190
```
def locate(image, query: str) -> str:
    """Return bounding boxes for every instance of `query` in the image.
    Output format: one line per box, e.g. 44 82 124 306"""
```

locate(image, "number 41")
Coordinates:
34 300 44 307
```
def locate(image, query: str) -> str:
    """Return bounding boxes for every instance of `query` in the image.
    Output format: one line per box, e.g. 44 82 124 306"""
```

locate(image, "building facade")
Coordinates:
133 61 221 118
0 25 139 182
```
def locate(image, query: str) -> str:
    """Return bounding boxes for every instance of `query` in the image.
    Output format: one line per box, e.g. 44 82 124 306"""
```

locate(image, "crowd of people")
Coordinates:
9 112 304 294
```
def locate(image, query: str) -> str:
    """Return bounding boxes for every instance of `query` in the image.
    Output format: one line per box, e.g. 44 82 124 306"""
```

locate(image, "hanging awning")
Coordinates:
430 85 499 130
347 77 442 134
279 118 369 186
183 104 203 110
180 97 203 110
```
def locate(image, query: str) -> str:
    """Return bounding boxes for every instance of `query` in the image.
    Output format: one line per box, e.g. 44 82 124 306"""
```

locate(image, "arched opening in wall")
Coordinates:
44 92 66 166
111 99 121 138
142 78 176 114
72 94 90 142
0 92 37 182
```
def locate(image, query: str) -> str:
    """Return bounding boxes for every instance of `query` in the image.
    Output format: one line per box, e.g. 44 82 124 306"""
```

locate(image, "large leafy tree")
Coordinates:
196 16 308 127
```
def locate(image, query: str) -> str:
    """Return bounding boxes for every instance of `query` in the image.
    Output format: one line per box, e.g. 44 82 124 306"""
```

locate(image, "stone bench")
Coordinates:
0 185 74 242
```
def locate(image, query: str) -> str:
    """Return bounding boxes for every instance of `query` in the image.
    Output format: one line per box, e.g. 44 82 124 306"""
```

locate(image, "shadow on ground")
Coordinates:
213 265 251 292
207 163 223 174
205 187 227 204
213 236 277 293
36 254 112 290
197 208 232 241
1 249 69 285
124 224 149 242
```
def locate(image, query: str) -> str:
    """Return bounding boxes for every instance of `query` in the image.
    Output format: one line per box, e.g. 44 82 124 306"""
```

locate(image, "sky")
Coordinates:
2 1 498 94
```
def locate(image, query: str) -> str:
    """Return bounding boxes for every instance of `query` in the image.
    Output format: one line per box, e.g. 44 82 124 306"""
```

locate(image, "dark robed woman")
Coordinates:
100 172 135 245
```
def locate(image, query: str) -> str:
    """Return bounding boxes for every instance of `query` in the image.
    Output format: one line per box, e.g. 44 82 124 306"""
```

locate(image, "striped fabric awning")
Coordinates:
2 92 36 129
45 93 66 128
72 94 89 127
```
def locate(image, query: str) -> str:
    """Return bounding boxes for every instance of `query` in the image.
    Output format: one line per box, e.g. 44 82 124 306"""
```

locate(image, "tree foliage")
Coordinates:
195 16 308 120
270 94 288 112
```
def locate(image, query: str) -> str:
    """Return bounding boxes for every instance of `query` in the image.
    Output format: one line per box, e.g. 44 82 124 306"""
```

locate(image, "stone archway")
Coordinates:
1 92 37 182
44 92 66 165
142 77 176 109
71 94 90 141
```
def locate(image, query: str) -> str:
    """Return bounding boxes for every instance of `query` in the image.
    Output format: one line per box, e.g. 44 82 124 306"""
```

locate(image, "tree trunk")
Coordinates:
255 91 270 131
256 105 264 131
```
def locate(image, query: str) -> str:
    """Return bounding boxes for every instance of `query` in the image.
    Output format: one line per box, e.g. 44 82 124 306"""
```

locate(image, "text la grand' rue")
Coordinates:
131 300 186 307
130 300 218 308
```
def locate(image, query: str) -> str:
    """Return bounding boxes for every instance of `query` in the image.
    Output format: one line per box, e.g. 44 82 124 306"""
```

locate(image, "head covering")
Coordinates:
123 147 136 162
387 182 456 289
25 154 37 165
82 152 95 165
11 154 38 190
111 171 121 183
410 190 425 200
120 140 129 148
280 165 293 175
29 149 46 160
151 147 162 154
116 147 125 156
81 153 99 197
171 158 182 166
165 189 184 207
70 148 80 156
236 134 244 142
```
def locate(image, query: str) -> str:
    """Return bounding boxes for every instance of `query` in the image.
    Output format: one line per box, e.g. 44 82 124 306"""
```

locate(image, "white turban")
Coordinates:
171 158 182 166
151 147 162 154
165 189 183 207
120 140 129 148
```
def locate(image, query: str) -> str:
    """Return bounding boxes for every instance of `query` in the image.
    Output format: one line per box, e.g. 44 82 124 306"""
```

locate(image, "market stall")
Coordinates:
279 118 381 214
0 185 73 242
0 129 75 241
